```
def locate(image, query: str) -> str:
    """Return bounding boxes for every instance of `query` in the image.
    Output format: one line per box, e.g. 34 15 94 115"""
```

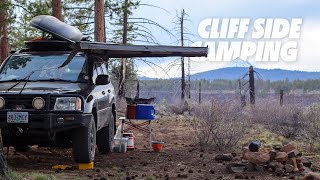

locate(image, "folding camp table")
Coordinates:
119 117 153 151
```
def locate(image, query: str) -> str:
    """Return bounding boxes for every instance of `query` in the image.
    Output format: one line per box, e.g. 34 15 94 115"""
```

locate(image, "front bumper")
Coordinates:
0 111 93 133
0 111 93 146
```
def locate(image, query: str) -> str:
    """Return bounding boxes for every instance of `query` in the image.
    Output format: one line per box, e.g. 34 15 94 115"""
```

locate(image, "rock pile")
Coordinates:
242 142 310 175
217 141 314 178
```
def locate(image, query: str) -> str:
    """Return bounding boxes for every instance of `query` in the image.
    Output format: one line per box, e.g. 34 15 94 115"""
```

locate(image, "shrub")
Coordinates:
166 100 189 115
192 100 248 151
302 105 320 149
250 102 304 139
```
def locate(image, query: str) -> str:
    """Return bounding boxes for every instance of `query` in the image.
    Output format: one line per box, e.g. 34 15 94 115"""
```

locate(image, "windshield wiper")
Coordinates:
7 71 36 92
35 79 77 83
0 79 20 83
0 79 37 83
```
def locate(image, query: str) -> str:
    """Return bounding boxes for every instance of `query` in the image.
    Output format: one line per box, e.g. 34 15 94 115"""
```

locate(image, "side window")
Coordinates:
100 63 108 75
92 62 103 84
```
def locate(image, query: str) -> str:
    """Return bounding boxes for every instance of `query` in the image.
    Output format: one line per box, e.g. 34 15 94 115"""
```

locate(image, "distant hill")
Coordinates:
191 59 320 81
138 59 320 81
224 58 252 68
190 67 320 81
137 76 156 80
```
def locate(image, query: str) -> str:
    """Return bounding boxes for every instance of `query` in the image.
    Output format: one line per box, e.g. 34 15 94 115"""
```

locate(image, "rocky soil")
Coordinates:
6 116 320 179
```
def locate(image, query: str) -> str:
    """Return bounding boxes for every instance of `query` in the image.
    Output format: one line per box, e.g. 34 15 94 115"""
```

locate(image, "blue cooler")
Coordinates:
136 104 156 120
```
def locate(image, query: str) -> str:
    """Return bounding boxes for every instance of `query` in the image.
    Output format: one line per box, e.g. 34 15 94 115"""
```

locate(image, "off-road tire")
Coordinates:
96 113 114 154
72 117 96 163
14 145 32 152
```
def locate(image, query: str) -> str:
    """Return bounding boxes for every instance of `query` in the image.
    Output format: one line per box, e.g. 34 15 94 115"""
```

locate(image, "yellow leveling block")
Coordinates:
79 162 94 170
52 165 72 170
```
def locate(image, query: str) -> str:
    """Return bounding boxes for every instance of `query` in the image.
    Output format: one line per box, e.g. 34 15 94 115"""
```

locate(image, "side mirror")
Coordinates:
96 75 110 85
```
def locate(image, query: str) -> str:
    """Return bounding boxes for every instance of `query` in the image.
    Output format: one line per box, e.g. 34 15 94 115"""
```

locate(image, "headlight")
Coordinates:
0 97 4 109
32 97 45 110
54 97 82 111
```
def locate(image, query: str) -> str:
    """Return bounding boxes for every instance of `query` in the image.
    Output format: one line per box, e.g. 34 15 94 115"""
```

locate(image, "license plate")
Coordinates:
7 112 29 123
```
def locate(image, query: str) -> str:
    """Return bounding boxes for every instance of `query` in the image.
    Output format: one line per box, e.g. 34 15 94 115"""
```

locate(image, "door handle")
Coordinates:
102 91 105 95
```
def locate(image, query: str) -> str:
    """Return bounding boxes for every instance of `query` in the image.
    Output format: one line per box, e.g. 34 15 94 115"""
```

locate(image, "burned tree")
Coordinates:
249 66 255 104
135 81 140 99
118 0 129 99
199 81 201 104
180 9 186 100
174 9 194 100
239 65 256 106
280 89 284 106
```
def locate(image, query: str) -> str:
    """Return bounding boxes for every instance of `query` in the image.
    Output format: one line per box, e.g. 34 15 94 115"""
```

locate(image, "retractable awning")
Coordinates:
79 42 208 58
59 42 207 67
30 15 208 67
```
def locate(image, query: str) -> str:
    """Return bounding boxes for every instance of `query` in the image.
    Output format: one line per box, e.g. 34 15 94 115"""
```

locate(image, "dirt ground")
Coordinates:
6 116 317 180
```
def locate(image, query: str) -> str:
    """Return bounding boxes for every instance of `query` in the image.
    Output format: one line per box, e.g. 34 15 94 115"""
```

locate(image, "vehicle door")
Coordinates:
101 62 114 120
92 60 109 130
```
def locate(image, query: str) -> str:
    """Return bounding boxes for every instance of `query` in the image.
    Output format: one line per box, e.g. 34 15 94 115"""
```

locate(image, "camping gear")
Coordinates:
119 117 153 151
136 104 156 120
30 15 83 43
123 133 134 150
113 137 128 153
126 97 155 105
152 141 164 152
126 104 136 119
249 140 261 152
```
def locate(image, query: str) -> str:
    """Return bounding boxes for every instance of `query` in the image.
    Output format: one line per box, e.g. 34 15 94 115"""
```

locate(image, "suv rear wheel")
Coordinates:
72 117 96 163
14 145 32 152
96 112 114 154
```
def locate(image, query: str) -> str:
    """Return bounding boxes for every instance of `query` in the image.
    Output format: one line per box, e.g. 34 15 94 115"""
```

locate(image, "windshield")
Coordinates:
0 54 87 82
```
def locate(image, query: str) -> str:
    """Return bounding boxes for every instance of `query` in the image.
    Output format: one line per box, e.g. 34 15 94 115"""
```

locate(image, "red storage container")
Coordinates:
126 104 136 119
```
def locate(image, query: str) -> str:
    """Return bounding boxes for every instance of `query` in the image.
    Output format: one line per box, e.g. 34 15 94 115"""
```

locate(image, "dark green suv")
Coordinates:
0 40 116 163
0 15 207 163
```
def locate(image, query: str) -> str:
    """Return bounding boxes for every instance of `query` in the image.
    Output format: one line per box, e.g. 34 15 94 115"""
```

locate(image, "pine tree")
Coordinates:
94 0 105 42
52 0 63 21
0 0 9 63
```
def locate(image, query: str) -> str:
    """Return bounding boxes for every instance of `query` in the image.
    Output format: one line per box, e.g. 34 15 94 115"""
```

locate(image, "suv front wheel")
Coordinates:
96 113 114 154
72 117 96 163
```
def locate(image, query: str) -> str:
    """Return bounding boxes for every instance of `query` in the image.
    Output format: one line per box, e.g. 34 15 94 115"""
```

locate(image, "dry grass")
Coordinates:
4 170 59 180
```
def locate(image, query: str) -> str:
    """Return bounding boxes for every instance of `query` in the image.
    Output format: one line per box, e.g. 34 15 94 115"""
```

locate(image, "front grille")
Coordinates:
1 94 49 110
50 97 56 110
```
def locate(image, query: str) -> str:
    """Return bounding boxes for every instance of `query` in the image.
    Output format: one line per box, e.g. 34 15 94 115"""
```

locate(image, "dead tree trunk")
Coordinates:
118 0 128 99
180 9 185 100
94 0 106 42
51 0 63 21
135 81 140 99
249 66 255 104
239 79 246 107
280 89 284 106
199 81 201 104
188 57 191 99
0 0 9 64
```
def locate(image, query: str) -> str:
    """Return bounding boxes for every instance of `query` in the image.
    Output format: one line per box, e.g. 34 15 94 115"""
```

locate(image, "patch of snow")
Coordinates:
225 58 252 68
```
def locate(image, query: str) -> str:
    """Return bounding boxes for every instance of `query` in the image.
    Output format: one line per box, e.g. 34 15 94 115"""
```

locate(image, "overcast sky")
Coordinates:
131 0 320 78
